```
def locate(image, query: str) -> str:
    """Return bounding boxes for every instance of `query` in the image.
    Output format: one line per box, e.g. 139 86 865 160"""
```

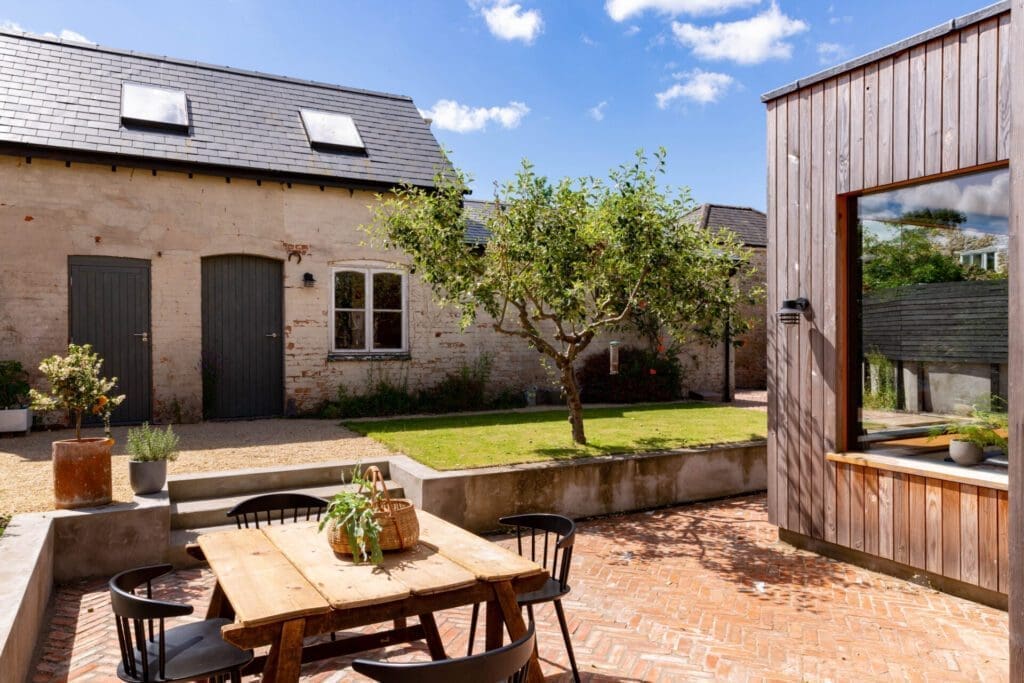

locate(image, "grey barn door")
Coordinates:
201 255 283 419
68 256 152 424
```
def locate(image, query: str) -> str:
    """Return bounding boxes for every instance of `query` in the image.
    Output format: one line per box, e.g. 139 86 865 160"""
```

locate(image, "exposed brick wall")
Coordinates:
0 156 743 421
735 248 767 389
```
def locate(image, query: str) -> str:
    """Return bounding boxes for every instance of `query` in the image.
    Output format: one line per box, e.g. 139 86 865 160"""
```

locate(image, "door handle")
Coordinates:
133 332 149 343
265 332 278 338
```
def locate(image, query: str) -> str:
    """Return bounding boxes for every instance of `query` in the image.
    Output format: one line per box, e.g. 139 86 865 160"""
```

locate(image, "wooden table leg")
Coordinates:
418 612 448 660
485 599 504 649
261 618 306 683
205 582 234 620
494 581 543 683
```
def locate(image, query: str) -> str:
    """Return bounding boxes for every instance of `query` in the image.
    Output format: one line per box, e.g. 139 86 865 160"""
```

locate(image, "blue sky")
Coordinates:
0 0 996 210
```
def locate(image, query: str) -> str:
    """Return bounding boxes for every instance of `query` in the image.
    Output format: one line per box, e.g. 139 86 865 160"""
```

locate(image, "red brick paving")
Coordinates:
33 494 1008 682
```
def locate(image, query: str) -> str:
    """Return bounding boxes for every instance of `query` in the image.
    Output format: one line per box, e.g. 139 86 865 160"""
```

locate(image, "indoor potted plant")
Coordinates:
931 408 1008 466
126 422 179 495
29 344 124 508
0 360 32 436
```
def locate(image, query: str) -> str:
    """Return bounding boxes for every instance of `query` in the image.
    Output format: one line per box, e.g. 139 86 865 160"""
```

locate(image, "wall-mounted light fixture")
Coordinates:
777 297 810 326
303 272 316 288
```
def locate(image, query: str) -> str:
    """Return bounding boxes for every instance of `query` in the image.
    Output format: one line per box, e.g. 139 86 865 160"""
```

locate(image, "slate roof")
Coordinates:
684 204 767 248
0 29 446 188
463 199 496 245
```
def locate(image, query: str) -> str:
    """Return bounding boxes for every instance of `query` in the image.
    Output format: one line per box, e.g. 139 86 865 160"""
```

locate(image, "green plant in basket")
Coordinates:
319 468 384 565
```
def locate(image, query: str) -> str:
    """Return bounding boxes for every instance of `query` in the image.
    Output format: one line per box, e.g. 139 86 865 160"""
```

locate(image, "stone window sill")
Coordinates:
327 352 411 362
826 451 1007 491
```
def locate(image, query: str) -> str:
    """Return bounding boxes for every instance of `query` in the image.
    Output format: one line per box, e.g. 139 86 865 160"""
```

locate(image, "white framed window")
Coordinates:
331 266 408 353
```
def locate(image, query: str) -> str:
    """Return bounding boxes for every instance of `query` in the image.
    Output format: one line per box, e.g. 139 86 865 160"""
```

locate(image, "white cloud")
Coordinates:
1 20 93 43
656 69 735 107
477 1 543 44
420 99 530 133
625 24 642 36
588 101 609 121
606 0 761 22
581 33 597 46
816 41 848 65
860 172 1010 221
671 2 808 65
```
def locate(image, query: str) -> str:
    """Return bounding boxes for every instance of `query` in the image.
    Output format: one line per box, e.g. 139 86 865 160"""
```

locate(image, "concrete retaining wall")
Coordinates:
0 515 54 683
390 441 767 533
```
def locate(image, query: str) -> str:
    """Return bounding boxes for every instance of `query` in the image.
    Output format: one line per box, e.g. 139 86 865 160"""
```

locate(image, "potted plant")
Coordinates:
29 344 124 508
126 422 179 495
0 360 32 436
931 408 1008 466
319 465 418 565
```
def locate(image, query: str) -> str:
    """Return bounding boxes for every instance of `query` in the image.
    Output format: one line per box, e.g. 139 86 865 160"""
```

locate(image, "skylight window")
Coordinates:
300 109 365 152
121 82 189 131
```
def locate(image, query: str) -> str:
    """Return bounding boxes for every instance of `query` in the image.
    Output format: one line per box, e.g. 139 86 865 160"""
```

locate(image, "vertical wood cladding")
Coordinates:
765 10 1012 593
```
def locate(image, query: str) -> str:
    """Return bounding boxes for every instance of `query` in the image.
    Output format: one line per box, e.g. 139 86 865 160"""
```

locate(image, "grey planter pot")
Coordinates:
949 439 986 466
129 460 167 495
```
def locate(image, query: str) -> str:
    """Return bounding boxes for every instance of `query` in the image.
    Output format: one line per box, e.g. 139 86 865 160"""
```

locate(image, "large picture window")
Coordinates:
332 267 407 353
853 167 1009 466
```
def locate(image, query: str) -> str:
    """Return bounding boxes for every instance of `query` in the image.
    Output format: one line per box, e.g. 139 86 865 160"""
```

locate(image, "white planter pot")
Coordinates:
0 408 31 435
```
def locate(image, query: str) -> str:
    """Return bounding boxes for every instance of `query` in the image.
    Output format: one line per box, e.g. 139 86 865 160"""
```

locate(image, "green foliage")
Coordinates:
862 228 966 291
930 402 1009 451
0 513 8 538
0 360 30 409
862 348 898 411
126 423 180 463
319 467 383 565
366 149 753 444
318 356 526 419
577 346 681 403
29 344 125 440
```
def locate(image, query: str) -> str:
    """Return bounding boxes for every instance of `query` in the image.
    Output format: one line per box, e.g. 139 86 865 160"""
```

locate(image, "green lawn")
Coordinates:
344 403 767 470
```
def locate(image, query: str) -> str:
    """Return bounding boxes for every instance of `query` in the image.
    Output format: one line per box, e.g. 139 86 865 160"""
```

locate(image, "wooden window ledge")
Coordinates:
827 451 1008 491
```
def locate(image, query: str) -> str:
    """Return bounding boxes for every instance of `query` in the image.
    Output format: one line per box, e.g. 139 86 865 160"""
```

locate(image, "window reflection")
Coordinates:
121 83 189 129
855 168 1009 464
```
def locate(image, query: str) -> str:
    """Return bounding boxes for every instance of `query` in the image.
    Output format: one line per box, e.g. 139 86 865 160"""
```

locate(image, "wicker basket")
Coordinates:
325 465 419 556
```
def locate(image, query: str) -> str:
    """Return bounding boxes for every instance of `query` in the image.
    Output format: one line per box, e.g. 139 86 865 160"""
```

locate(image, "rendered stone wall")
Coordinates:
0 156 736 420
734 247 768 389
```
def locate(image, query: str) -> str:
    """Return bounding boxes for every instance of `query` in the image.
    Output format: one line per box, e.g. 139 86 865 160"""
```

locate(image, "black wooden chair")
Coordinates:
353 620 536 682
467 513 580 683
224 492 328 528
109 564 252 683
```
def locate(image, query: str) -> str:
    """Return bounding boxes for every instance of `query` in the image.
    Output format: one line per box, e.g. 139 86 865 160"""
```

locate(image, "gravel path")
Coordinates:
0 419 393 515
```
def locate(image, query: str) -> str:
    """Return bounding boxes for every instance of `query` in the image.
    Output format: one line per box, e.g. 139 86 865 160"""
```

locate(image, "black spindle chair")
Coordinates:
109 564 252 683
225 492 328 529
354 621 536 682
467 513 580 683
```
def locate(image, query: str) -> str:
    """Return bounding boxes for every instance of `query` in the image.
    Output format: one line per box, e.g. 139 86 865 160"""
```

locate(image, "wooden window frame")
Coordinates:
330 265 409 355
836 161 1010 454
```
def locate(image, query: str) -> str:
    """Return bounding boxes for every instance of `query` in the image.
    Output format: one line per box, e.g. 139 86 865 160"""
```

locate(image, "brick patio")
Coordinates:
33 494 1007 682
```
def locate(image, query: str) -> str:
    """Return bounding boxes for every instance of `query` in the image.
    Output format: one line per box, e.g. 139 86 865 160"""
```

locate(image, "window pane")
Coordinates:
334 311 365 350
856 168 1009 458
121 82 189 129
373 312 402 350
335 271 365 309
373 272 402 310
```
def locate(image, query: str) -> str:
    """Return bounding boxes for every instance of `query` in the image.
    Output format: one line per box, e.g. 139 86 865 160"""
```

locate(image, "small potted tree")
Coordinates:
931 408 1008 466
0 361 32 436
126 423 179 495
30 344 124 508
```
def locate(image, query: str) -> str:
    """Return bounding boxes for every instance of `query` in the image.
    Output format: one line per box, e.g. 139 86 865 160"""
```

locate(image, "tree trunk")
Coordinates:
560 363 587 445
75 410 82 441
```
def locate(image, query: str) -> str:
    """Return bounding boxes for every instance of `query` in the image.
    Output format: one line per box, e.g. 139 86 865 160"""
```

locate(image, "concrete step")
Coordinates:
167 460 392 502
169 522 238 569
169 480 405 530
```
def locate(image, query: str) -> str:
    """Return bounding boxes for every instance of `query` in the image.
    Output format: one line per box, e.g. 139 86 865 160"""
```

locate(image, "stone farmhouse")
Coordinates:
0 30 765 423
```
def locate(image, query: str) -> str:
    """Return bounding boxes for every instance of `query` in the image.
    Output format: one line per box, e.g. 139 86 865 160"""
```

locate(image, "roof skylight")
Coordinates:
121 82 189 131
300 109 365 151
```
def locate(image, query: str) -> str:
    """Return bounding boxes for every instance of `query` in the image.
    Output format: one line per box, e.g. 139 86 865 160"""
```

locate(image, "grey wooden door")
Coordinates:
201 255 283 419
68 256 152 424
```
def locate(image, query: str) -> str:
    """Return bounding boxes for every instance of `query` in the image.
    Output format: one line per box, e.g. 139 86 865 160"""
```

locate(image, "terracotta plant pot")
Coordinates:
52 437 114 509
948 439 986 466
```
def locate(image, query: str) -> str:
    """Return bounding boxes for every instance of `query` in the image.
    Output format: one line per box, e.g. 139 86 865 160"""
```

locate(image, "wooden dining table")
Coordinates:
197 509 549 683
